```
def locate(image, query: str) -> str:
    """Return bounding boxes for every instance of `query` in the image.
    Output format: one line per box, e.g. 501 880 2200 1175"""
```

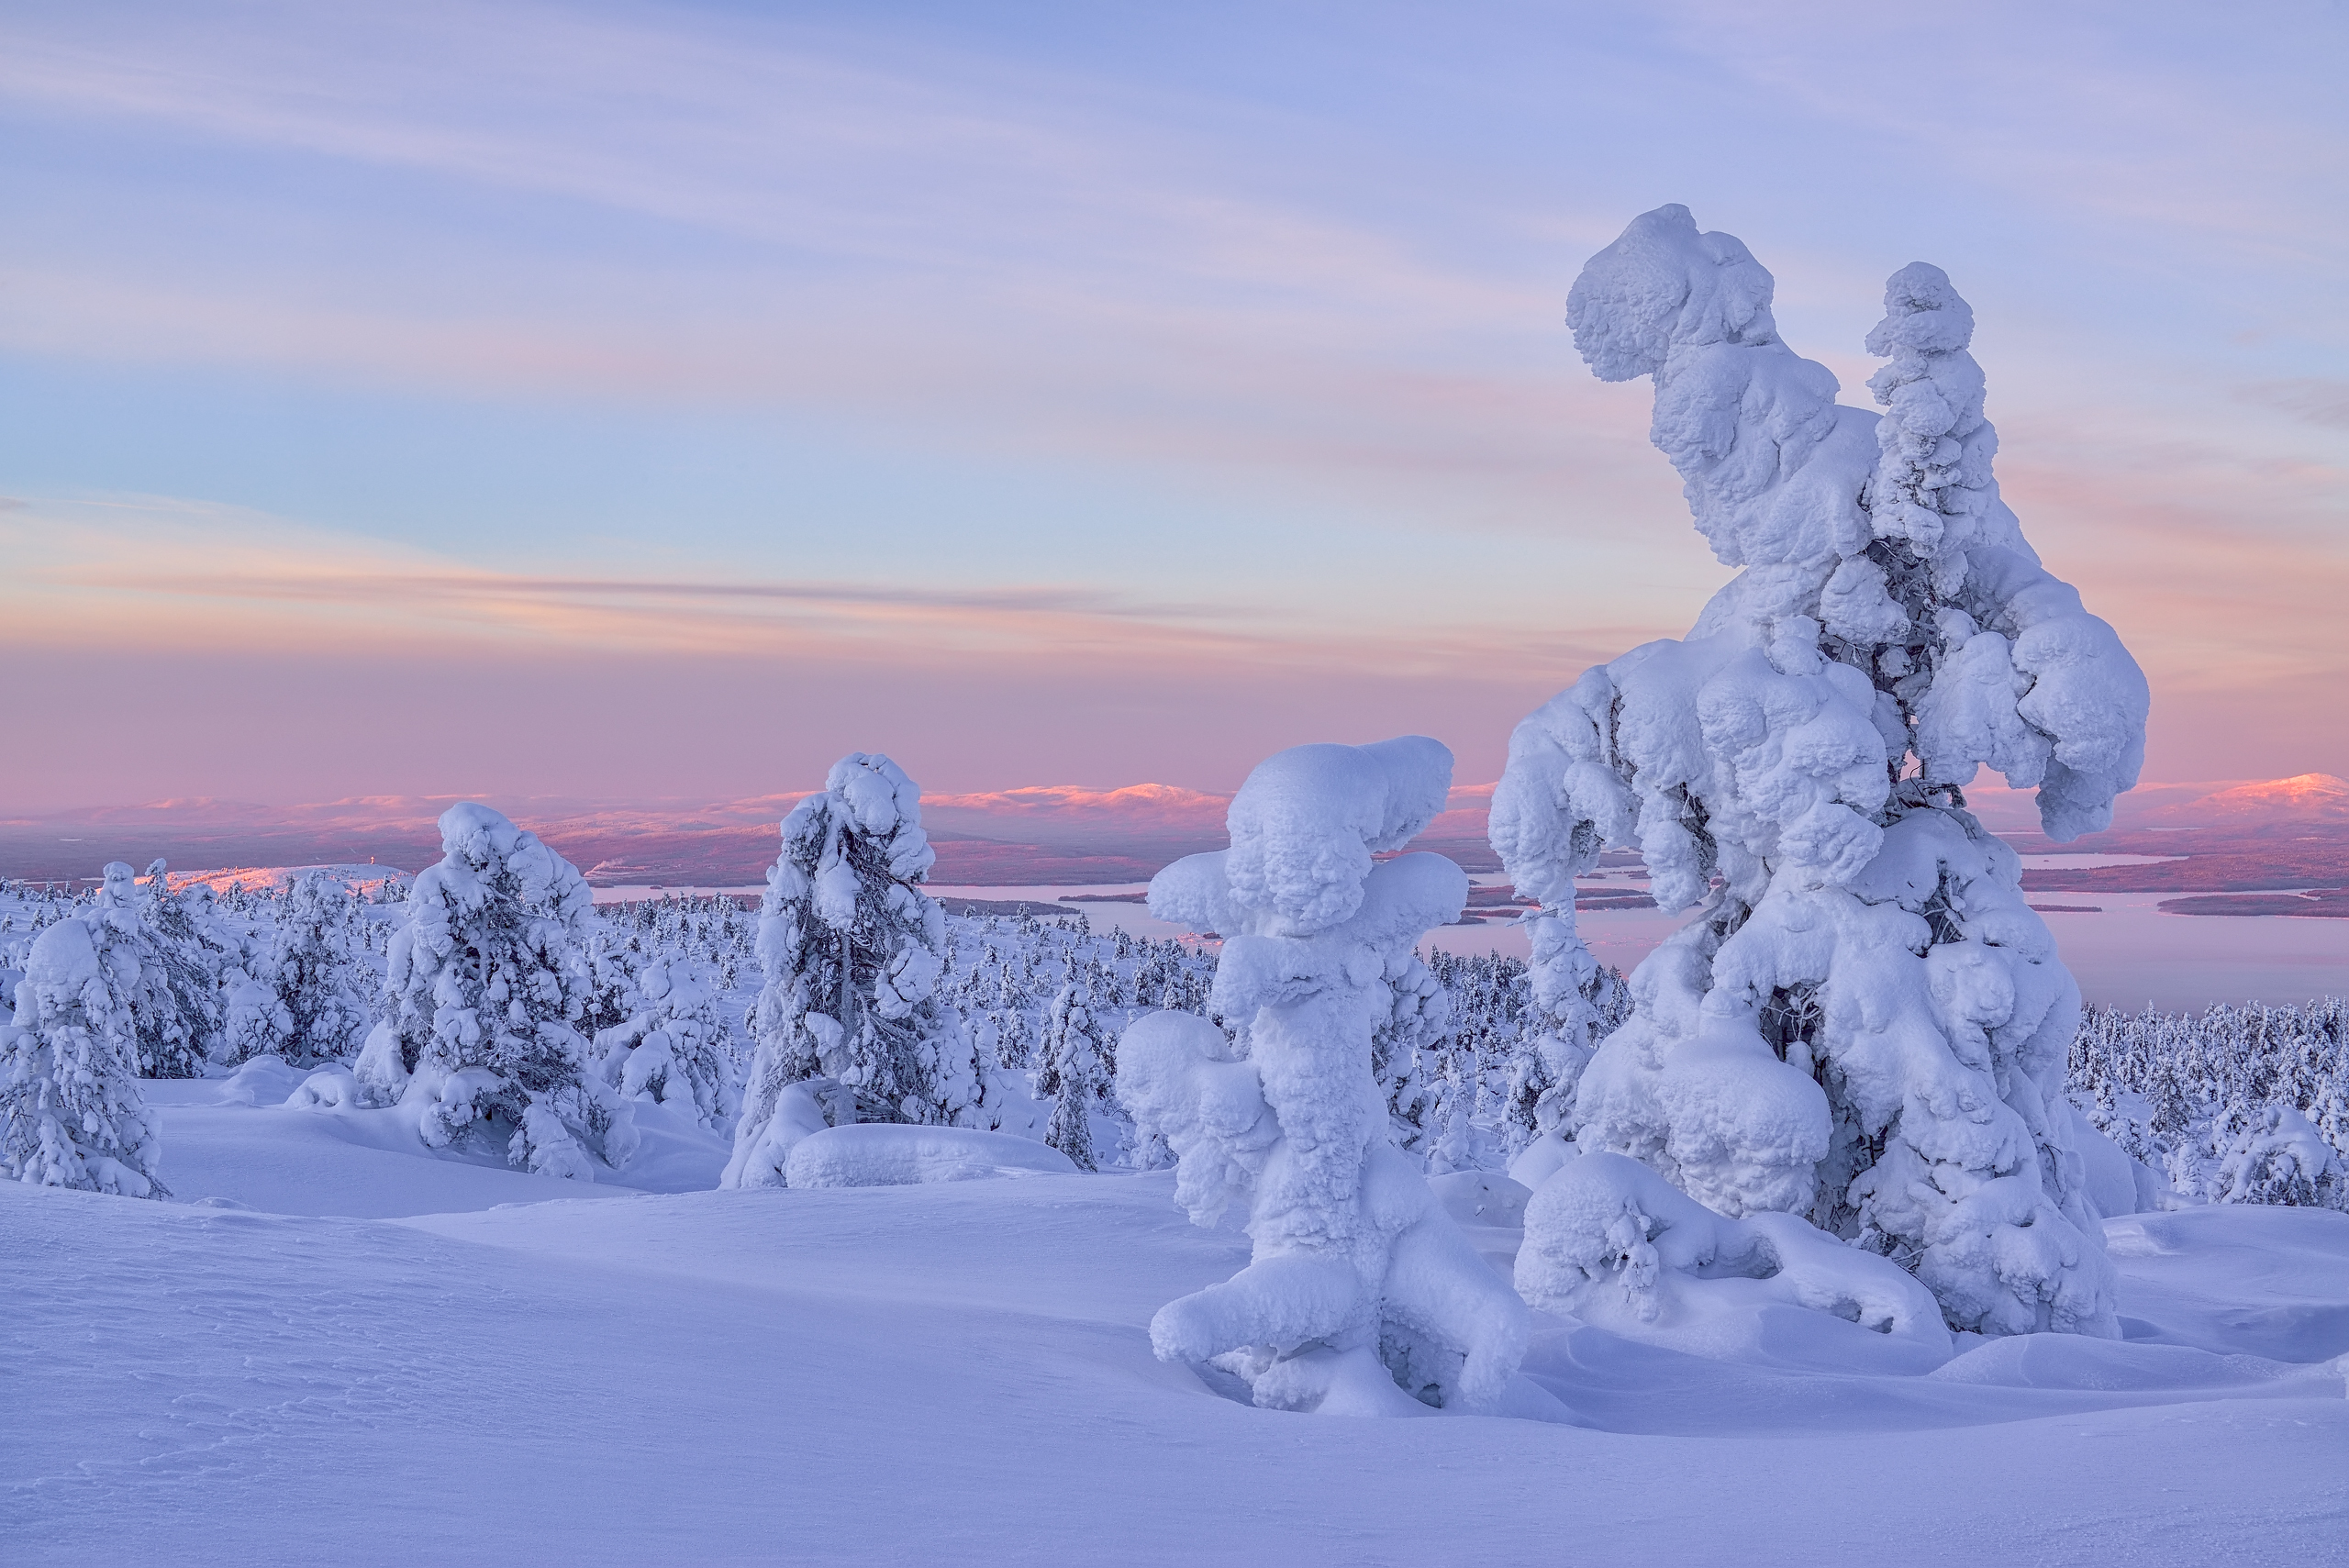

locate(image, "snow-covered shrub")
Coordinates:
219 973 293 1065
2203 1105 2343 1209
1491 206 2147 1337
726 754 978 1188
1516 1152 1950 1372
592 952 739 1129
1119 738 1529 1413
225 873 372 1066
1038 984 1109 1171
351 804 632 1179
0 898 167 1197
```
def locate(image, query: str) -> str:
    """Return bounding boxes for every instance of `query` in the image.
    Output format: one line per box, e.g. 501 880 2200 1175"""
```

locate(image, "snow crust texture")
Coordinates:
1495 206 2151 1338
1123 739 1530 1412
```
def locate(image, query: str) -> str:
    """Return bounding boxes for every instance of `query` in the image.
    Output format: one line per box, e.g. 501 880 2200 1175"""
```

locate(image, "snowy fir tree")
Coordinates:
1371 951 1449 1154
130 860 230 1075
1038 983 1108 1171
1119 738 1529 1412
592 952 740 1130
352 804 633 1180
578 923 651 1042
725 753 977 1187
224 873 372 1065
1 868 167 1197
1490 206 2149 1336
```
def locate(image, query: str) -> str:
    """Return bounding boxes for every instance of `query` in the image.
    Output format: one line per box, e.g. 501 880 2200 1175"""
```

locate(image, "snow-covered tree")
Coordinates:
1039 983 1108 1171
579 922 651 1041
225 873 371 1065
1 875 168 1197
2206 1105 2343 1209
130 860 231 1075
1119 739 1528 1413
352 804 632 1180
1490 206 2149 1336
725 754 971 1187
592 952 739 1129
1372 951 1448 1153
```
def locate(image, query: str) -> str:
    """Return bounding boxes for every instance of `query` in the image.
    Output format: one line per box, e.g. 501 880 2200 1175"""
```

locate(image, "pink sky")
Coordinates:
3 4 2343 814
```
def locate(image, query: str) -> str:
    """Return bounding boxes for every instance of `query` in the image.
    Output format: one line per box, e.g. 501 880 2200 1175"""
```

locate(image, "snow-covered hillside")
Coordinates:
6 1089 2345 1565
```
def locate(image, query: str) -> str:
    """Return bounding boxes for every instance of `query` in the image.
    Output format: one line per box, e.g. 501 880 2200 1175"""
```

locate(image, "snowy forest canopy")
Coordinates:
2 865 2340 1215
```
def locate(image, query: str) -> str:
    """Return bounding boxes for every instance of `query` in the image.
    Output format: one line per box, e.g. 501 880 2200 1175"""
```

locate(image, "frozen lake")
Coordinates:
922 880 2349 1011
592 870 2349 1011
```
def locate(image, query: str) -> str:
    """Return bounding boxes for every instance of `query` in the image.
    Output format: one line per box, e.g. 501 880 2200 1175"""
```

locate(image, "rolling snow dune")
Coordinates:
5 1095 2347 1564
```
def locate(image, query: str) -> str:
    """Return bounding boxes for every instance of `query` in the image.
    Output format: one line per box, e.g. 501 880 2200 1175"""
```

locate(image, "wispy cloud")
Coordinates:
2239 379 2349 432
0 493 1663 679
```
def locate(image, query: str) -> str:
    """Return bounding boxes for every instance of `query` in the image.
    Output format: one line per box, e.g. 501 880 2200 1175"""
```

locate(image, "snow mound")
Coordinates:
1517 1152 1952 1374
212 1054 306 1106
1427 1170 1531 1229
2102 1205 2349 1363
784 1123 1078 1188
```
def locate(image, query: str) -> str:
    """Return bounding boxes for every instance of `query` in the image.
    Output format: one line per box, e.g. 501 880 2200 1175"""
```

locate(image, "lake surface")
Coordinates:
593 872 2349 1011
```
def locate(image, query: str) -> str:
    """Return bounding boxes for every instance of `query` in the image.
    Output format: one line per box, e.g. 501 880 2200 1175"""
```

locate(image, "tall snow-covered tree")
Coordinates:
352 804 632 1179
1490 206 2149 1336
1038 983 1108 1171
725 754 972 1187
1 873 168 1197
131 860 229 1075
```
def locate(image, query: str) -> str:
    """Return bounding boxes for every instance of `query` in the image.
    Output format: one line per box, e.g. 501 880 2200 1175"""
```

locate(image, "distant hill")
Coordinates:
11 773 2341 892
2144 773 2349 827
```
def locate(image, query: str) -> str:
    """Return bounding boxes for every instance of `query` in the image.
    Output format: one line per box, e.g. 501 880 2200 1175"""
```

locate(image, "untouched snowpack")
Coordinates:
5 1081 2346 1564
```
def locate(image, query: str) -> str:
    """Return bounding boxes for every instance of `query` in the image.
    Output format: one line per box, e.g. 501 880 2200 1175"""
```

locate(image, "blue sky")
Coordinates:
3 0 2343 809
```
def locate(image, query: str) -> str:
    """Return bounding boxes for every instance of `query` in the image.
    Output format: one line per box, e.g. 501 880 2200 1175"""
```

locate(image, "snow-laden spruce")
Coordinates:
591 952 740 1131
1119 738 1529 1413
725 754 986 1187
1490 206 2148 1337
224 873 372 1065
1 864 167 1196
1038 983 1109 1171
352 804 634 1180
133 860 239 1075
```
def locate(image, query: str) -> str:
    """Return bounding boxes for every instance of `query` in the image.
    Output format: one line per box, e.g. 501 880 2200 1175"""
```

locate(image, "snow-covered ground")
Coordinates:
6 1083 2344 1566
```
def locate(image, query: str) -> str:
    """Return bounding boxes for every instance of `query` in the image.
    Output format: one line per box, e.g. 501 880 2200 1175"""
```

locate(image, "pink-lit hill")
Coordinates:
7 777 2340 894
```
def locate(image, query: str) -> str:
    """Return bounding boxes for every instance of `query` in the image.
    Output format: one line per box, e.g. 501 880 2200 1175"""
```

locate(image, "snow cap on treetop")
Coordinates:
431 801 592 921
808 752 935 884
1565 203 1780 382
1222 736 1453 933
1865 262 1975 358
